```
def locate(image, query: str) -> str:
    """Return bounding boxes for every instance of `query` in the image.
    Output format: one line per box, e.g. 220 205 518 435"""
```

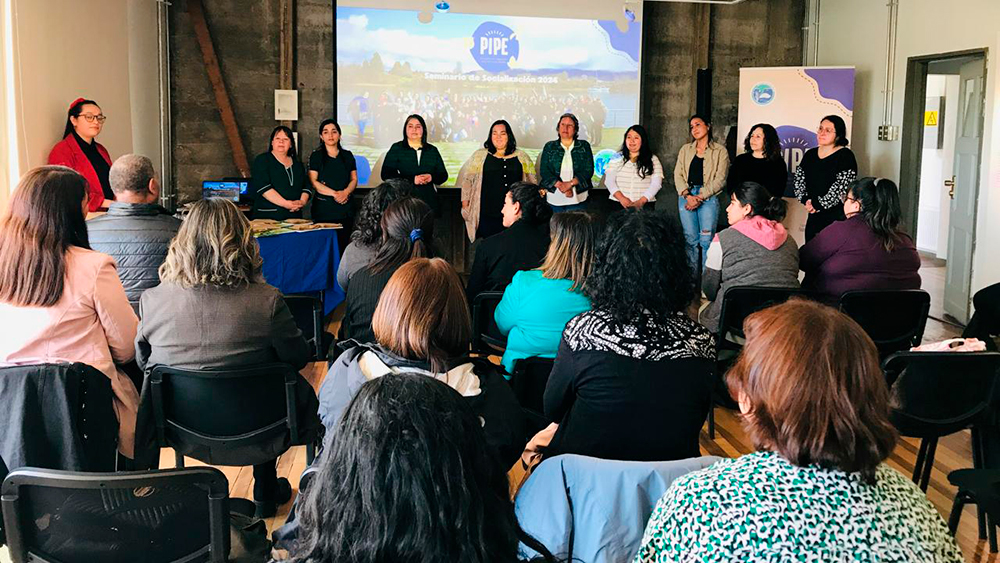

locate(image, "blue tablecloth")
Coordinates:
257 229 345 315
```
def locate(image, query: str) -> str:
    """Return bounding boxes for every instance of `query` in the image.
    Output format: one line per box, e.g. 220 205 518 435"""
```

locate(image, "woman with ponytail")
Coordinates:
342 196 435 343
319 258 526 468
700 181 800 332
801 177 920 302
466 182 552 300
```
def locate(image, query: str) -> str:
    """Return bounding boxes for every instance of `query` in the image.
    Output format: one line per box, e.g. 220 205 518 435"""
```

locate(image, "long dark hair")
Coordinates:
63 98 98 138
288 374 557 563
732 181 786 222
0 166 90 307
585 210 695 324
484 119 517 154
850 177 904 251
743 123 782 161
316 119 343 152
689 113 713 142
822 115 849 147
269 125 297 158
367 197 435 274
351 179 412 246
618 124 655 178
402 114 428 146
507 182 551 226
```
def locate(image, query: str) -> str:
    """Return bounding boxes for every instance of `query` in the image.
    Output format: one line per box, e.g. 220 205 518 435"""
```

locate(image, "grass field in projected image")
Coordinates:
341 125 628 187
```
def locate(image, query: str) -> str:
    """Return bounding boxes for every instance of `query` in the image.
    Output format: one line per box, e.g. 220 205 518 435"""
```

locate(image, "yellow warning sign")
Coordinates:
924 111 939 126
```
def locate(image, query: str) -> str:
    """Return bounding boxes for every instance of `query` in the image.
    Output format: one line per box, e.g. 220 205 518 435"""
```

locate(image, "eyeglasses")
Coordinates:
842 195 858 204
78 113 107 124
817 126 835 134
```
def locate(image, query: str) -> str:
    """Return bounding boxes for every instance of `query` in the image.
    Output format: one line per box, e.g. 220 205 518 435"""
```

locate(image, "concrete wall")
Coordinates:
5 0 161 182
816 0 1000 303
169 0 804 205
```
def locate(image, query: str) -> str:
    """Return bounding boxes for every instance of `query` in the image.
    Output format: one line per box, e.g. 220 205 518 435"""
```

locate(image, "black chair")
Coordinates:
147 363 318 469
472 291 507 355
0 454 7 546
838 289 930 358
1 466 230 562
707 286 815 438
882 351 1000 492
510 357 555 437
284 292 330 361
947 469 1000 552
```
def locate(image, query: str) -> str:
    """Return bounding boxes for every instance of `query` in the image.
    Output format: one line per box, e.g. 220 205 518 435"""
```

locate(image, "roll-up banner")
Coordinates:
737 66 855 245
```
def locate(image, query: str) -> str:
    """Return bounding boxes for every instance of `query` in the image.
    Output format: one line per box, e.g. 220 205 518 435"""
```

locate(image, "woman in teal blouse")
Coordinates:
380 114 448 215
494 211 597 374
251 126 310 220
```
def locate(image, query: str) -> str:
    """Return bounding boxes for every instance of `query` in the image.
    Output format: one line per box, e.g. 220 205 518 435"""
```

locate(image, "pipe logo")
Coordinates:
751 83 775 105
471 22 519 73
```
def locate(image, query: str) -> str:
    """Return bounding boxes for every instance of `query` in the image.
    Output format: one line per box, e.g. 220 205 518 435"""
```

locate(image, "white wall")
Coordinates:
915 74 958 257
7 0 161 179
817 0 1000 306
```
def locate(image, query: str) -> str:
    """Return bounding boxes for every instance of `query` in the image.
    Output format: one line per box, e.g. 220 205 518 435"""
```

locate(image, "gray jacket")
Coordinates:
87 203 181 312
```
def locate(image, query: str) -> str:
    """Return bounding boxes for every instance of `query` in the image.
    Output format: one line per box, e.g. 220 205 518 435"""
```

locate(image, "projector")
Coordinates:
435 1 450 12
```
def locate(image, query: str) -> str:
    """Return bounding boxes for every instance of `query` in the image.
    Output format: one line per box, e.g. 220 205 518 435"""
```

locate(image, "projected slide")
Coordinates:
336 6 642 186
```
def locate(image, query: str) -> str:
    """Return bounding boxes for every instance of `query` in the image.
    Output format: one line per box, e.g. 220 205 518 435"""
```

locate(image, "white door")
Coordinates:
943 58 985 323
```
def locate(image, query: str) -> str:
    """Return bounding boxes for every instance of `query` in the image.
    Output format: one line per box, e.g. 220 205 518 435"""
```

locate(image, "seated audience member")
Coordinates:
0 166 139 457
337 178 411 292
342 197 435 343
635 300 963 562
494 212 596 374
87 154 181 314
700 181 799 333
320 258 525 467
965 282 1000 350
292 374 553 563
135 198 317 518
466 182 552 300
532 210 715 462
800 177 920 302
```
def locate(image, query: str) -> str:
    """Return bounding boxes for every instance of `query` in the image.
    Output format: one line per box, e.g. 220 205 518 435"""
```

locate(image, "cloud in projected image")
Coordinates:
336 8 639 74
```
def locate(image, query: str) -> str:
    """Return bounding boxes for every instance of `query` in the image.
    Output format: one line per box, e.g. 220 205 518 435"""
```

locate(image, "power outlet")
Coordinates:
878 125 899 141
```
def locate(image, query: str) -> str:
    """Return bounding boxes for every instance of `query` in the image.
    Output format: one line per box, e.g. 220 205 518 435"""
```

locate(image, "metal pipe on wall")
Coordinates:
878 0 899 141
157 0 173 210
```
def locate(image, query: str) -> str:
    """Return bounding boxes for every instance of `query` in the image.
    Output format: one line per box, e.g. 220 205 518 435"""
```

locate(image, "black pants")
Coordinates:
964 282 1000 350
252 459 278 502
805 206 845 242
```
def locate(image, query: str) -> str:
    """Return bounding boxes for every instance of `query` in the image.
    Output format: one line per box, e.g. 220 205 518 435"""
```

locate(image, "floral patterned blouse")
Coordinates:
634 451 963 562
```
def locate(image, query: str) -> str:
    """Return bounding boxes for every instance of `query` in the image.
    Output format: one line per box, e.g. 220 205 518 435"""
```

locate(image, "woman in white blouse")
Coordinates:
605 124 663 209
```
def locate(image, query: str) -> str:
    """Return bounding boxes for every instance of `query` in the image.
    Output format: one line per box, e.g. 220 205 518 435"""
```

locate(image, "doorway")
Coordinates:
900 50 987 326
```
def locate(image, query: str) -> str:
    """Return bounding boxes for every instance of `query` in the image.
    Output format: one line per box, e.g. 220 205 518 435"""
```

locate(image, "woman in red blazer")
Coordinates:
48 98 113 212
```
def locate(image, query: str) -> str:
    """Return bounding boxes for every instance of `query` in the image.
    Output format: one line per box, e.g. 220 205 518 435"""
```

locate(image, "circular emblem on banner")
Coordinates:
470 22 519 73
594 149 618 178
751 83 775 105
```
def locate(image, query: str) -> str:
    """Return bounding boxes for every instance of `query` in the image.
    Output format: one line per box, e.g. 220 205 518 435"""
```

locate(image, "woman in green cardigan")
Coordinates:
380 114 448 215
251 125 310 220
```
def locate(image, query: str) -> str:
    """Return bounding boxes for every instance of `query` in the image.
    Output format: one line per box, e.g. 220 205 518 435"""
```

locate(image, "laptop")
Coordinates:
202 179 249 203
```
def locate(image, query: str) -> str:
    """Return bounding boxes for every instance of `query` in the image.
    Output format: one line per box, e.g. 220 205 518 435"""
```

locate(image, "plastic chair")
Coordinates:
839 289 930 358
707 286 815 438
1 466 230 563
510 357 555 437
148 363 318 469
471 291 507 354
882 351 1000 492
947 469 1000 552
515 454 721 563
284 292 329 361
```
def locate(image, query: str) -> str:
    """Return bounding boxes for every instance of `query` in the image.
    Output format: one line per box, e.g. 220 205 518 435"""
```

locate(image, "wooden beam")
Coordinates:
279 0 295 130
187 0 251 177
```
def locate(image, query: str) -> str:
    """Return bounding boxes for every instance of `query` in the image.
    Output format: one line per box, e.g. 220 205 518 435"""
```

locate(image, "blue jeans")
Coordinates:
550 201 589 213
678 185 719 271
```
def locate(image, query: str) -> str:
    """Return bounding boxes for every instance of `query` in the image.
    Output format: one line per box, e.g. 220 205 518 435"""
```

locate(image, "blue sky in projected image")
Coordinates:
336 7 640 75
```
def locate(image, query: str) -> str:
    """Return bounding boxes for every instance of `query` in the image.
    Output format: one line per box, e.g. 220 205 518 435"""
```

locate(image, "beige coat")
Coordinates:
0 247 139 456
673 140 730 199
458 148 536 242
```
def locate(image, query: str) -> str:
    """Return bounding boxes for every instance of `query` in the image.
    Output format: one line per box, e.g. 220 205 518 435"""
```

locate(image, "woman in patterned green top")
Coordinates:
635 299 963 562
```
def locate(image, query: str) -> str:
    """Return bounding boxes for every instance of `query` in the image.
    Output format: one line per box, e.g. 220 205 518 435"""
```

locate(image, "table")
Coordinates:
256 229 344 315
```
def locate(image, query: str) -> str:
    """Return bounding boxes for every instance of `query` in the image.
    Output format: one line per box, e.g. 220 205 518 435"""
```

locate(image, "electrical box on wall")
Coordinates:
878 124 899 141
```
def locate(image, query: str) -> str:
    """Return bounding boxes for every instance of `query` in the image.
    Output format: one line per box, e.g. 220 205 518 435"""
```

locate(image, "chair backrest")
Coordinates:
515 454 721 563
0 363 118 473
284 292 325 361
1 466 230 563
472 291 507 354
511 357 555 414
148 363 302 467
839 289 931 357
882 351 1000 437
718 286 814 342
